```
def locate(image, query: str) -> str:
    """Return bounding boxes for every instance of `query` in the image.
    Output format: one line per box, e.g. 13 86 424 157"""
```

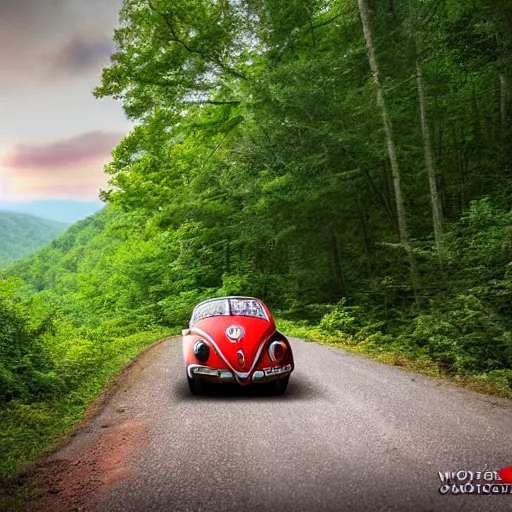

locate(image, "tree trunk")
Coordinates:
416 61 443 258
434 95 444 169
332 231 348 298
500 72 509 131
407 0 443 260
362 167 398 235
451 125 464 216
357 194 373 277
381 161 398 234
357 0 418 296
309 19 316 47
471 83 482 143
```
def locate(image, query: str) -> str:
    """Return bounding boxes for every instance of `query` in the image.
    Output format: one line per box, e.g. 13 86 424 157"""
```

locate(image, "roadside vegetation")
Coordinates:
0 274 169 478
0 211 173 484
2 0 512 484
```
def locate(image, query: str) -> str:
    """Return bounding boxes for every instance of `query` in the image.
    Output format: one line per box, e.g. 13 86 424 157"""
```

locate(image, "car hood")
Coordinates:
193 315 276 377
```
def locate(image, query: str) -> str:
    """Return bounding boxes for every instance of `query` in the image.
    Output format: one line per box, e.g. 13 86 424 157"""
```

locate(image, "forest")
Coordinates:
0 213 67 267
1 0 512 481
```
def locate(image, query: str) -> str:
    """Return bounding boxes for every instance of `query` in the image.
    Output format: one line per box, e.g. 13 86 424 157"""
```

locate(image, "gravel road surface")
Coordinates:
26 336 512 512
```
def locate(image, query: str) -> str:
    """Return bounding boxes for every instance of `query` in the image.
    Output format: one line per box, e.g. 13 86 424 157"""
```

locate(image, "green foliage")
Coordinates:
401 293 512 374
91 0 512 385
0 278 62 401
318 298 385 342
319 299 358 335
0 329 170 478
0 213 67 268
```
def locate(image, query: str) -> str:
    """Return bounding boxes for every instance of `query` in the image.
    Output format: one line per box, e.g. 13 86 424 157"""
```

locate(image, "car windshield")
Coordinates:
229 298 267 319
191 298 268 324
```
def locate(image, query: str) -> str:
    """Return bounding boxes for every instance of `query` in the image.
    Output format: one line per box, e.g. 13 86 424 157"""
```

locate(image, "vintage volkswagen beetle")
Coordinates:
182 296 294 395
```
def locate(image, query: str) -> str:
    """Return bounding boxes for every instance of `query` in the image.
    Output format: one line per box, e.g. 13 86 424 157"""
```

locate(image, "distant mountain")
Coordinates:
0 200 104 224
0 212 69 267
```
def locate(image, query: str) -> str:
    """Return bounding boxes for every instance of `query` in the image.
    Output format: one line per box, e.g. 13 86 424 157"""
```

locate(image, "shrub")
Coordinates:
0 279 62 401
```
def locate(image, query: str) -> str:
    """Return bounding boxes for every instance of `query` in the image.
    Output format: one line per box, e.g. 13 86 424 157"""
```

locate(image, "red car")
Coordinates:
182 296 294 395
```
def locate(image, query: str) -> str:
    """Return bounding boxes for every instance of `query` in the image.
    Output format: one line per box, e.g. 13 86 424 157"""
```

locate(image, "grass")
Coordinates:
277 318 512 401
0 329 175 509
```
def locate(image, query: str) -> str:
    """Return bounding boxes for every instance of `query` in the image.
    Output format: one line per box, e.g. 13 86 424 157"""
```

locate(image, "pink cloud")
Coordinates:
2 131 124 171
15 183 106 201
1 130 124 201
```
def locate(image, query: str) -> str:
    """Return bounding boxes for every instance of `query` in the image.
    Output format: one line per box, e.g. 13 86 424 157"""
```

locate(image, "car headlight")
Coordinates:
193 340 210 363
268 340 286 362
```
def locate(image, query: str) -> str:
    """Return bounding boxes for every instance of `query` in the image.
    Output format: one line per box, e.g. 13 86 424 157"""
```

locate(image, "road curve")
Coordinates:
26 336 512 512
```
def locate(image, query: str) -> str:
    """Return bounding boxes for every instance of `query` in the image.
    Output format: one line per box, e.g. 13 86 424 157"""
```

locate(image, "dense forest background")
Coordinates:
2 0 512 478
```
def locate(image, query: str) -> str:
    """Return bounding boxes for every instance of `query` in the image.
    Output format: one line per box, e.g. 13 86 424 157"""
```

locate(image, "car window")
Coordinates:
229 298 268 320
190 298 268 324
191 299 229 324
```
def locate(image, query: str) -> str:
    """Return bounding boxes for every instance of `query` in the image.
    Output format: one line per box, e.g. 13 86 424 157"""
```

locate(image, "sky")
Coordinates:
0 0 132 216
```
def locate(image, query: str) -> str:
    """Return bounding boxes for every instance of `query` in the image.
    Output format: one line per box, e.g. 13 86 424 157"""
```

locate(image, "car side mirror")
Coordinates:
182 328 191 336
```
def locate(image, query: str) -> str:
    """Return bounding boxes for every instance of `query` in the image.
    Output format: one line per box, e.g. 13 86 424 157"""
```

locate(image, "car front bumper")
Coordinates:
187 363 292 383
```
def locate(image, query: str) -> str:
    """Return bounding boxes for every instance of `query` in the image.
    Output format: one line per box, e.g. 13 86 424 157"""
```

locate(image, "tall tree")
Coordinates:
357 0 417 293
408 0 444 258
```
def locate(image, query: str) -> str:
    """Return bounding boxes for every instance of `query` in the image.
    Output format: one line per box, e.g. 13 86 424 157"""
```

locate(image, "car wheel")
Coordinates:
187 376 205 395
269 376 289 396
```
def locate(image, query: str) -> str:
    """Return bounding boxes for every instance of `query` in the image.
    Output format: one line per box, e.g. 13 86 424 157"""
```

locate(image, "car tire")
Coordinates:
269 376 289 396
187 376 205 395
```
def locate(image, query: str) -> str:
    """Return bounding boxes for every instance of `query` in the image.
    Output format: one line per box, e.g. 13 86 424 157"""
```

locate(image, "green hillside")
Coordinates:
0 212 68 267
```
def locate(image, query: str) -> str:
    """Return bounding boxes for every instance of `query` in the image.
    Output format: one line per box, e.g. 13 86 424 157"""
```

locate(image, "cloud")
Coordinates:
2 131 124 171
13 183 105 201
0 1 129 202
0 0 121 88
0 0 117 34
0 1 66 28
46 35 115 77
0 131 124 201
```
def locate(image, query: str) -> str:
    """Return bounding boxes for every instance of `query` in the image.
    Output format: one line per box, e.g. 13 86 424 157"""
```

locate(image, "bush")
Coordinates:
318 299 373 339
319 300 357 334
0 279 62 401
403 293 512 374
473 369 512 390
